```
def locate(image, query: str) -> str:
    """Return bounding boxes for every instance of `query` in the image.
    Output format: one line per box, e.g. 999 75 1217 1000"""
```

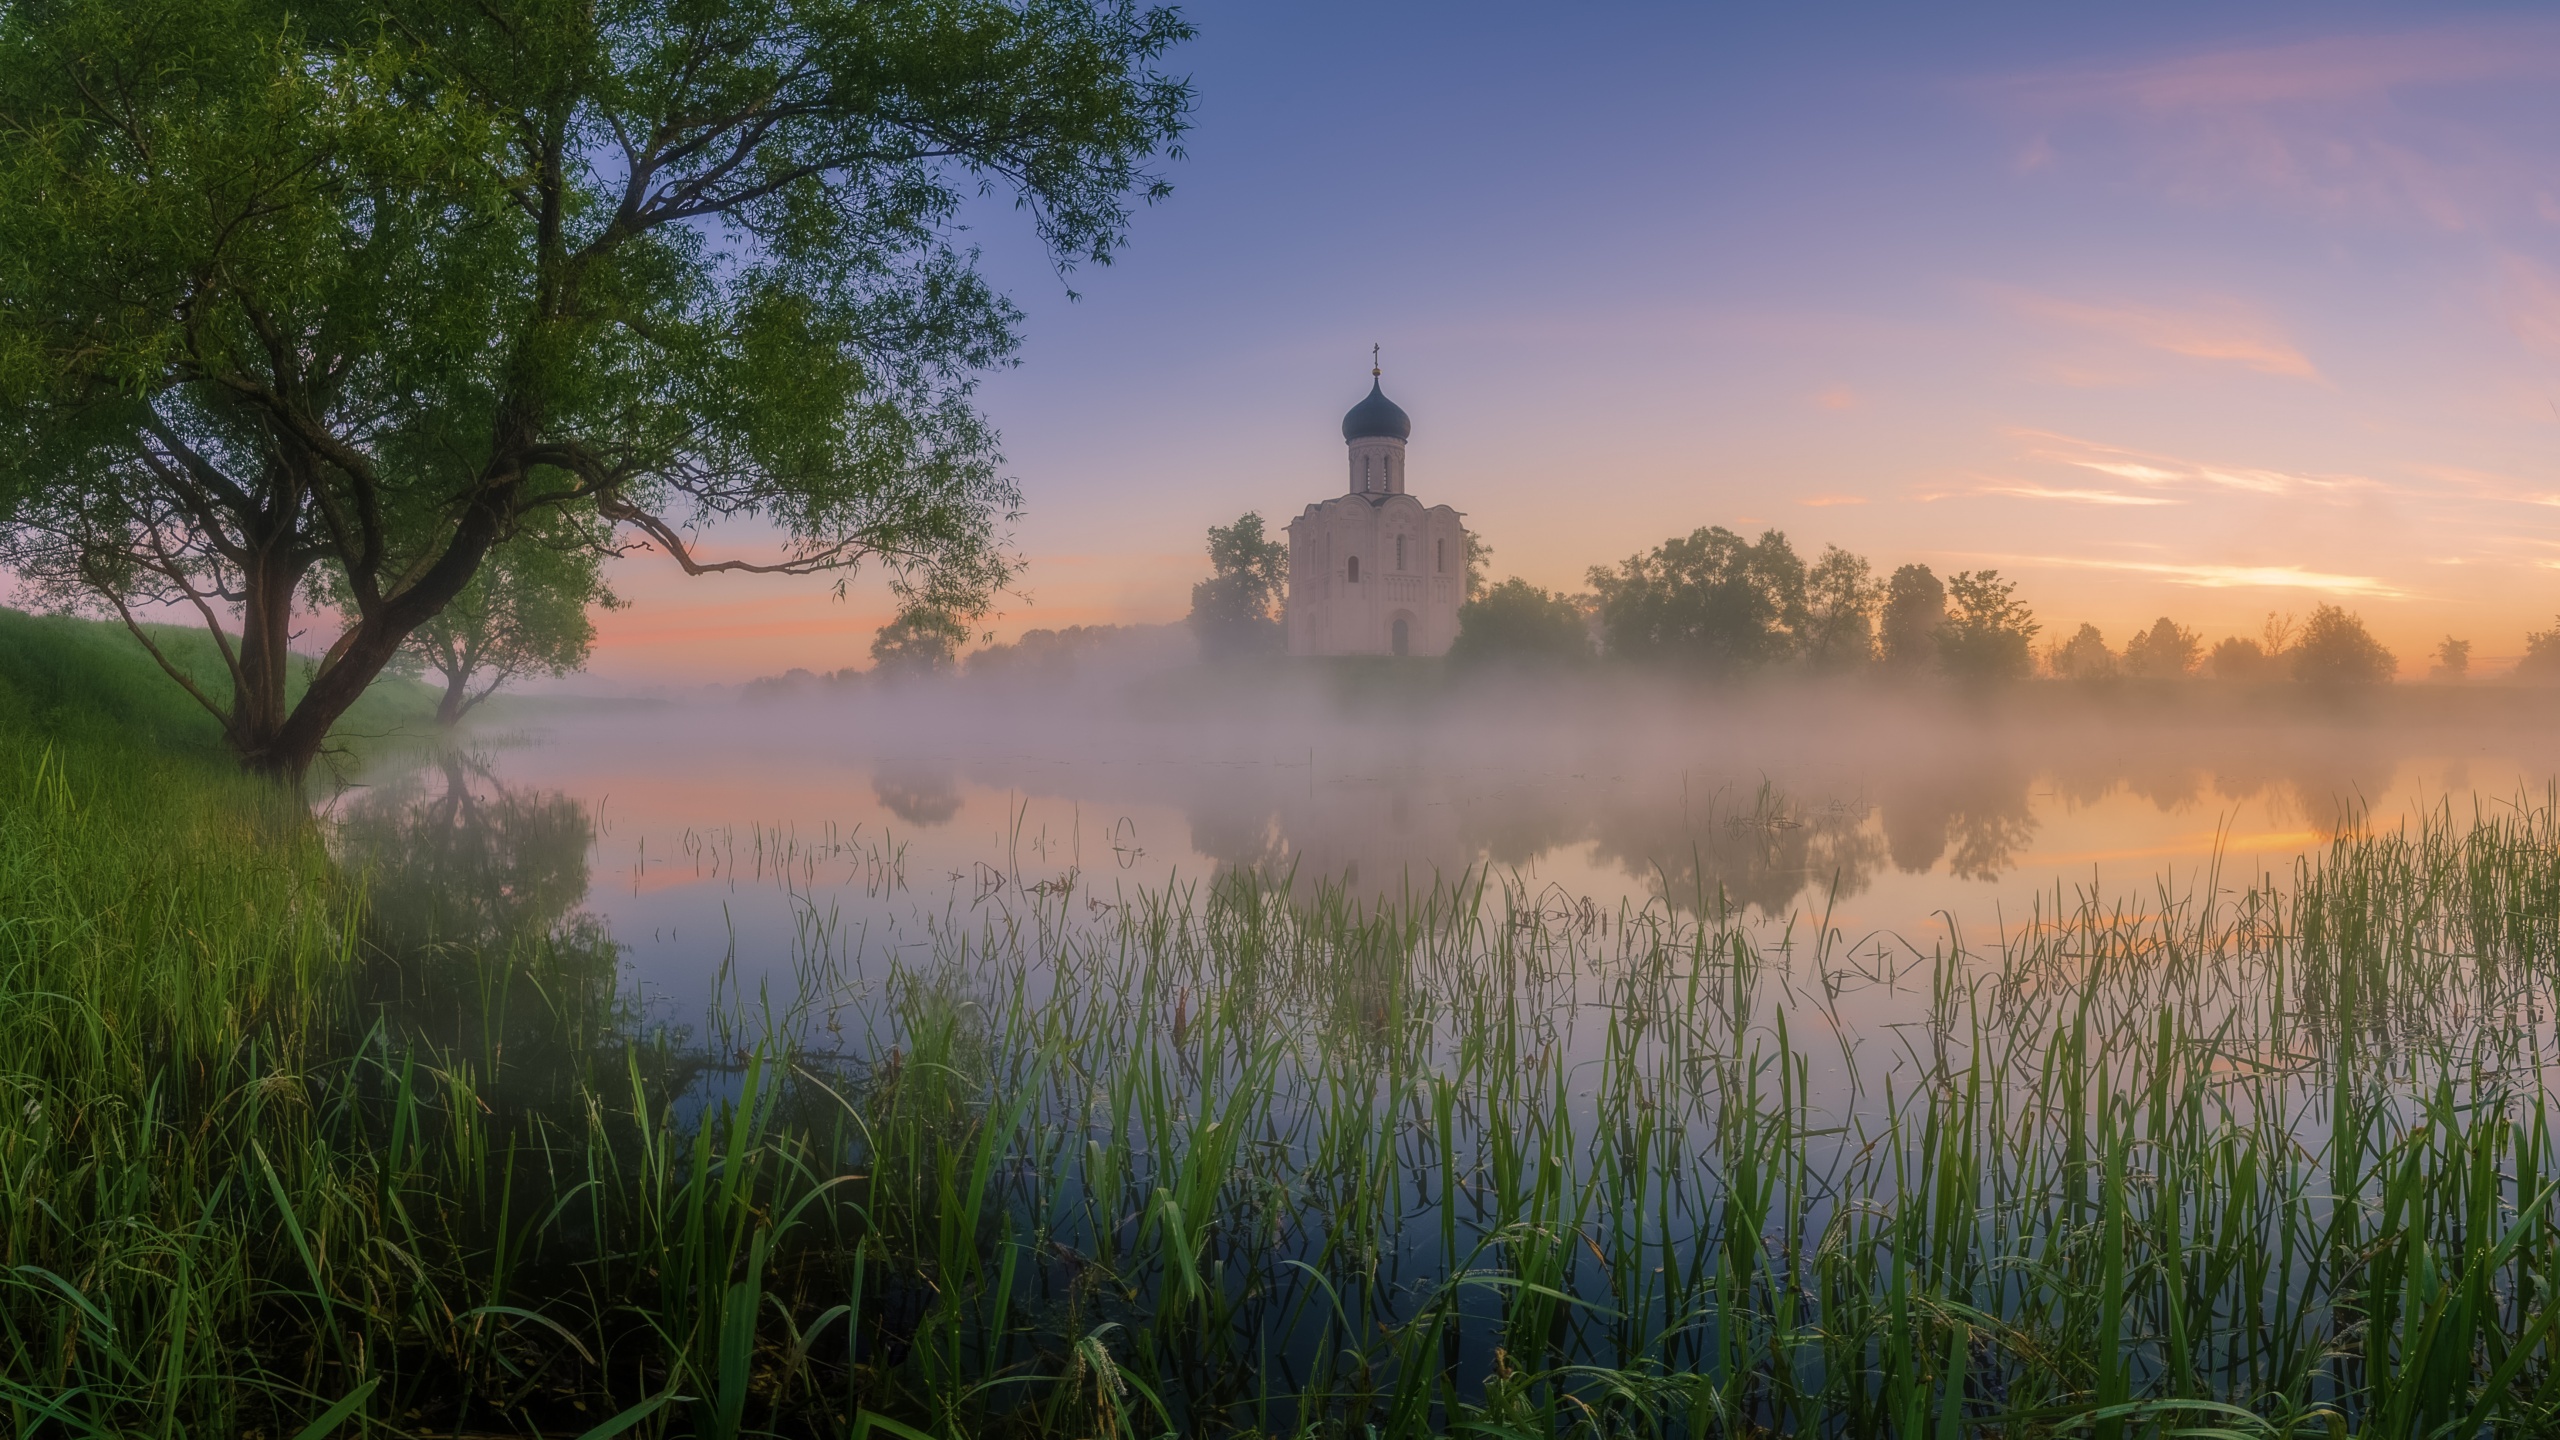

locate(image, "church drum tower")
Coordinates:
1283 362 1468 657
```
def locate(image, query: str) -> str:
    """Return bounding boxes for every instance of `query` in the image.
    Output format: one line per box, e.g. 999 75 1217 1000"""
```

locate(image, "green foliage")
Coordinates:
1588 526 1808 672
2292 603 2396 687
1186 511 1288 659
2047 622 2116 681
1878 563 1945 670
1937 569 2038 682
1463 531 1494 601
870 605 970 679
0 0 1192 778
1448 578 1590 666
2122 616 2202 679
1801 545 1882 669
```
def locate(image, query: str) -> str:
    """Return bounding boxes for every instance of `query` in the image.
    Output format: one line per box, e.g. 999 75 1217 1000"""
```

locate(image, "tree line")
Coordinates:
1180 513 2560 687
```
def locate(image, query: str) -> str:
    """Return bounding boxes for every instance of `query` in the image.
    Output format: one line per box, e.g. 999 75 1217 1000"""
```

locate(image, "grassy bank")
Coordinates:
13 614 2560 1435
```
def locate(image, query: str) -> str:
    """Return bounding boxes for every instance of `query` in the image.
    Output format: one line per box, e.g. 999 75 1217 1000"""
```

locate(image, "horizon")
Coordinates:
568 1 2560 684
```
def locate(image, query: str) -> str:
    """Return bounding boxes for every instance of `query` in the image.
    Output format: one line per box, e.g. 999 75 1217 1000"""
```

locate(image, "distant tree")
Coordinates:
2429 637 2471 682
2291 604 2395 687
1465 533 1495 601
1879 564 1947 671
2122 617 2202 679
1802 546 1882 669
405 531 620 727
2048 623 2116 681
1588 527 1808 672
870 607 970 680
1451 579 1591 665
1937 571 2038 682
2519 619 2560 683
1187 513 1289 659
2207 636 2275 680
966 624 1132 681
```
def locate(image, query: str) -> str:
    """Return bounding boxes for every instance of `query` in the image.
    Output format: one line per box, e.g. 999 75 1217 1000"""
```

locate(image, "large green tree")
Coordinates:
1449 577 1589 666
1588 526 1807 673
0 0 1191 779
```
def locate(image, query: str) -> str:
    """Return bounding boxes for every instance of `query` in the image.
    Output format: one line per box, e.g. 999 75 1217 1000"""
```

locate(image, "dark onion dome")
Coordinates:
1341 378 1411 442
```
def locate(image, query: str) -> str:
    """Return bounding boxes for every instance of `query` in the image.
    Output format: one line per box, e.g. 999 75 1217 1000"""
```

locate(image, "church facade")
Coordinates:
1283 368 1468 657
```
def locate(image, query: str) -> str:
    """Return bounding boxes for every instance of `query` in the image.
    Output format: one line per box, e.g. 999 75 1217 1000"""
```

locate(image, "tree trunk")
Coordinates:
434 668 472 727
227 531 314 779
237 492 513 785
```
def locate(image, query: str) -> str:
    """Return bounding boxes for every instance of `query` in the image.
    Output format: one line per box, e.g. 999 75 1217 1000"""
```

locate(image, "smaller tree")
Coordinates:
2047 623 2116 681
408 535 620 727
2206 636 2275 680
2518 619 2560 683
1938 570 2038 682
1187 513 1289 659
1450 579 1591 665
2291 604 2395 687
2123 617 2202 679
871 607 971 681
1802 546 1883 669
2429 637 2471 682
1464 533 1495 601
1879 564 1946 671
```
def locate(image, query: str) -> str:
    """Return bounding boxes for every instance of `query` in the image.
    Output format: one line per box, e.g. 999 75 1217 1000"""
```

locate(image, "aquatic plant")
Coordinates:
11 711 2560 1433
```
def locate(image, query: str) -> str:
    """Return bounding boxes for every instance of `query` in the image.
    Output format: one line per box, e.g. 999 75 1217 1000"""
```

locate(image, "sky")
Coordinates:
576 2 2560 681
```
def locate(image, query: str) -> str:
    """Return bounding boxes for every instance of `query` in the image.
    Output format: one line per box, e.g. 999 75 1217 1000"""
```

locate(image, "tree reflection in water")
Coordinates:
870 759 963 827
333 750 625 1081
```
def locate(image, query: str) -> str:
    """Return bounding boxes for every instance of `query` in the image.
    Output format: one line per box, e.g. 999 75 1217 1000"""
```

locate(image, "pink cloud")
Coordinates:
2001 291 2322 380
1979 484 2177 506
2007 429 2375 497
1987 554 2408 598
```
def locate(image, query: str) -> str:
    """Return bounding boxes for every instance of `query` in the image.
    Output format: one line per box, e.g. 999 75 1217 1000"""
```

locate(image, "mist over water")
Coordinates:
333 665 2560 1027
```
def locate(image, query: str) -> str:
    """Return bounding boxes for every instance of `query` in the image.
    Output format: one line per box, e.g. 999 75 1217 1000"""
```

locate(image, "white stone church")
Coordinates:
1284 365 1468 657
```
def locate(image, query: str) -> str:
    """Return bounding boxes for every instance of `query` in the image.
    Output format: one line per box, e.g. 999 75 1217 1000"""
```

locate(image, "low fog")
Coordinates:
456 622 2560 930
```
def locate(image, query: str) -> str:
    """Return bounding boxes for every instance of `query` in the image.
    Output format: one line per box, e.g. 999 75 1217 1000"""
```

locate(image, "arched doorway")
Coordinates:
1390 615 1411 656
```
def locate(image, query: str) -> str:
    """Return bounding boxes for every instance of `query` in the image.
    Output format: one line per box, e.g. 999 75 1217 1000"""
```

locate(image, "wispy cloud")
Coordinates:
2001 28 2559 112
1986 23 2560 231
2501 254 2560 356
1798 494 1867 508
1989 554 2407 597
1980 483 2177 506
2000 291 2323 380
2008 430 2375 496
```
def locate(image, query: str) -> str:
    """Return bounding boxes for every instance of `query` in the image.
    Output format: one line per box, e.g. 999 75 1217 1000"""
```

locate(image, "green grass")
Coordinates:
0 604 439 768
14 611 2560 1435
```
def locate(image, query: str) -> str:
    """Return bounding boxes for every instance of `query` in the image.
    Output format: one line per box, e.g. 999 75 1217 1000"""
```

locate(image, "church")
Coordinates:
1284 362 1469 657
